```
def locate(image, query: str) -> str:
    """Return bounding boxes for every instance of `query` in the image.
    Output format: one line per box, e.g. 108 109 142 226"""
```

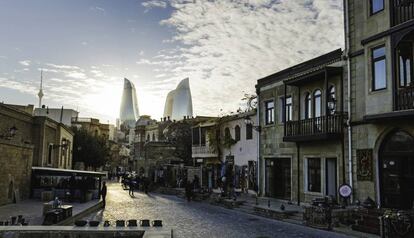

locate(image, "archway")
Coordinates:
379 130 414 209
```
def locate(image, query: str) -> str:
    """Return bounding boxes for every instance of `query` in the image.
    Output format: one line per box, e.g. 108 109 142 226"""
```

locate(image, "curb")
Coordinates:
55 201 103 226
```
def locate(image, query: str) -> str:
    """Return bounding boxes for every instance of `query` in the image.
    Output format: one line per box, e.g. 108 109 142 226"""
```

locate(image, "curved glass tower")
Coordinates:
163 78 193 120
120 78 139 128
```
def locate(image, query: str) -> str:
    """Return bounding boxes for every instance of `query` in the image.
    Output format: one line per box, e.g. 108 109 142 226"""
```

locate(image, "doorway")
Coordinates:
265 158 291 200
379 130 414 209
325 158 337 199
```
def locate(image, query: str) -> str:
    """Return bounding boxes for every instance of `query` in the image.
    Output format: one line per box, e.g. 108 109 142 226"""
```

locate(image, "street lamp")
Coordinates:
244 116 261 133
0 125 18 139
328 98 337 115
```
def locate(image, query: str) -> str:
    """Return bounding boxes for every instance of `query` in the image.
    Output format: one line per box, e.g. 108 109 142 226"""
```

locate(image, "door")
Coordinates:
380 130 414 209
325 158 337 199
266 158 291 200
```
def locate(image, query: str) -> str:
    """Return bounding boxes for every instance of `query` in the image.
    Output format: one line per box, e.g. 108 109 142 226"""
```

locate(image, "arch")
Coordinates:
378 129 414 209
234 125 241 141
313 89 322 118
224 127 231 140
147 134 150 142
395 30 414 87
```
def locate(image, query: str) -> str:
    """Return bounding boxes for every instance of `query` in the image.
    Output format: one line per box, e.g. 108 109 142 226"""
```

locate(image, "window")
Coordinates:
370 0 384 15
307 158 321 193
304 93 312 119
224 127 231 140
200 127 207 146
192 128 200 145
398 42 413 87
152 133 156 141
246 123 253 140
264 101 274 125
147 134 150 142
372 46 387 90
313 90 322 118
285 96 292 122
235 125 241 141
48 144 53 165
328 86 336 115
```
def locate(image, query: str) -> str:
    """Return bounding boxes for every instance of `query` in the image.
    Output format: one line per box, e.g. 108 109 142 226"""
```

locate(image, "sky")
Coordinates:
0 0 344 124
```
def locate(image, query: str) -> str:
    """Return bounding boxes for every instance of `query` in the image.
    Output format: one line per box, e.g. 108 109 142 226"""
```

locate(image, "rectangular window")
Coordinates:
246 123 253 140
372 46 387 91
192 128 200 146
307 158 321 193
200 127 207 146
285 96 292 122
370 0 384 15
48 144 53 165
264 100 274 125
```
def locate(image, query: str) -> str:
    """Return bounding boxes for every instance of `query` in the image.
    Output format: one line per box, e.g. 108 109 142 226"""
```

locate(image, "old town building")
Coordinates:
345 0 414 210
0 103 74 205
256 49 347 204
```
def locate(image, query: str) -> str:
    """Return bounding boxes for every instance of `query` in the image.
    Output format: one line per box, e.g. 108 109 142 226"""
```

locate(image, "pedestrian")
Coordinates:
101 181 107 208
185 180 192 202
143 176 149 194
129 178 134 197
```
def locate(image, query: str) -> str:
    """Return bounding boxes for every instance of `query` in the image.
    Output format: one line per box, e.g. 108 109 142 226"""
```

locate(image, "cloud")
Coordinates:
19 60 31 66
148 0 344 116
142 0 168 10
45 63 80 70
90 6 106 15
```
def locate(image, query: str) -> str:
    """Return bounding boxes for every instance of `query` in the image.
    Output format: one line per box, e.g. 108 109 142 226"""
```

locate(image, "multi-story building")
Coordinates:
71 117 110 141
219 110 258 192
0 103 74 205
34 107 79 127
345 0 414 209
256 49 347 204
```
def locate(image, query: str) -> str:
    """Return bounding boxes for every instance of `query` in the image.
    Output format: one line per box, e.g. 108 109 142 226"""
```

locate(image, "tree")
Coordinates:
72 127 109 170
163 120 192 165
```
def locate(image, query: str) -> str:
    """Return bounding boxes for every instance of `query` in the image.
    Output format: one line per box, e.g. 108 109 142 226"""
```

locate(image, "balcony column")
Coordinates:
284 83 287 137
325 68 329 133
298 86 301 135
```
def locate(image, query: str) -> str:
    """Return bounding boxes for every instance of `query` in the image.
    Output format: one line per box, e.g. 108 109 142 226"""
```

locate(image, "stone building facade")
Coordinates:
256 49 347 204
0 103 74 205
345 0 414 209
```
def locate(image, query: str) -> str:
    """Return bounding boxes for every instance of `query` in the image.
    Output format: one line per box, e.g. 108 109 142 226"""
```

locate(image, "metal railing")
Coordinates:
397 86 414 110
285 114 344 138
391 0 414 26
192 145 217 155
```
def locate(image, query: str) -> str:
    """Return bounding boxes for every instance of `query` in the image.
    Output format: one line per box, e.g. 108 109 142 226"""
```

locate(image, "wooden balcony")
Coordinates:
396 86 414 110
284 114 345 142
391 0 414 27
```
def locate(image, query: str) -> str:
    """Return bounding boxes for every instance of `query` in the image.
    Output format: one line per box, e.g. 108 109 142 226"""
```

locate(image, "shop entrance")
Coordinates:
379 130 414 209
265 158 291 200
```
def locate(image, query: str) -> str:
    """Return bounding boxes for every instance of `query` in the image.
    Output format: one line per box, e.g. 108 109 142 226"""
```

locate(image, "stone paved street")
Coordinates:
87 182 350 238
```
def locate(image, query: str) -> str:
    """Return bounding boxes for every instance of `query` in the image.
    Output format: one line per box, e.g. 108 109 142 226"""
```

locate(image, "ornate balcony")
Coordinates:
391 0 414 27
192 145 218 158
284 114 345 142
396 85 414 110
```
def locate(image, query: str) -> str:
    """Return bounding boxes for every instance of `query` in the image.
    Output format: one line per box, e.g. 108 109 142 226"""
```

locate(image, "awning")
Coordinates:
32 167 106 177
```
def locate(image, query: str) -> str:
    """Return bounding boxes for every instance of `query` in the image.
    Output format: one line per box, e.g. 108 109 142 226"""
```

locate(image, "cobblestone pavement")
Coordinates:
87 182 350 238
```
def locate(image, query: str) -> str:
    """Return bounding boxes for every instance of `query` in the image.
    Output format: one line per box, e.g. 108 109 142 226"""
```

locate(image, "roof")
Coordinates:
256 49 343 89
32 166 106 177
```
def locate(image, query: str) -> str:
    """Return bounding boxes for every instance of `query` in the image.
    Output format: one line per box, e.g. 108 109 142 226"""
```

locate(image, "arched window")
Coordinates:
224 127 231 140
147 134 150 142
235 125 241 141
304 92 312 119
328 86 336 115
152 133 156 141
313 90 322 118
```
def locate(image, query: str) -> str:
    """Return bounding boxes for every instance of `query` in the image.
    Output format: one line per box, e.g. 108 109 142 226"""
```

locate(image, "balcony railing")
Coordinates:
284 114 344 142
391 0 414 26
192 145 217 157
397 86 414 110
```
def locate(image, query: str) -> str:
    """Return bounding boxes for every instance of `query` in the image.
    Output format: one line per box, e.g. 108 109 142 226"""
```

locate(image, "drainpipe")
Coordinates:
256 93 261 196
344 0 354 202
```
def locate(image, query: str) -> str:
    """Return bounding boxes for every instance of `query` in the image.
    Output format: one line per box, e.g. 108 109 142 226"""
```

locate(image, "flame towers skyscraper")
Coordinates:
120 78 139 128
163 78 193 120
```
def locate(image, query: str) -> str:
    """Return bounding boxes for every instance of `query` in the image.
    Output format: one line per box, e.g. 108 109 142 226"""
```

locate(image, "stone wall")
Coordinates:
0 140 33 206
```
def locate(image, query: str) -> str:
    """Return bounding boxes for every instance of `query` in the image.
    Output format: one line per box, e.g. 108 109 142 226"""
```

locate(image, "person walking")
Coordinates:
129 179 134 197
101 182 107 208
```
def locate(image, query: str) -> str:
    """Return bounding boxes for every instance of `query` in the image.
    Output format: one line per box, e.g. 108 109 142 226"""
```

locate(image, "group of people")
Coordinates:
185 175 200 202
121 173 149 197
